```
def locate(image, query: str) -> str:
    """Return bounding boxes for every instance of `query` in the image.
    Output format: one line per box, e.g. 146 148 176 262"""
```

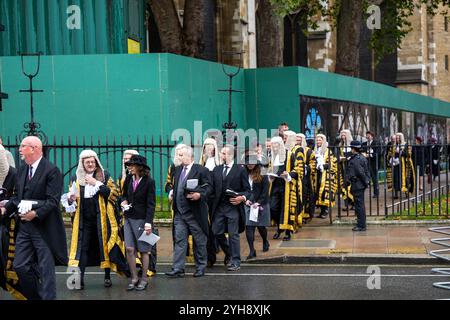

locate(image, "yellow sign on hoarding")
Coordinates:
128 38 140 54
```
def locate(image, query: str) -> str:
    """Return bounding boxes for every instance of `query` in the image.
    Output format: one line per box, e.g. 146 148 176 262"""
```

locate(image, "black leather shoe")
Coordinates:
352 227 367 232
262 241 270 252
282 234 291 241
246 250 256 260
193 270 205 278
165 270 185 278
104 278 112 288
273 232 281 240
207 260 215 268
223 255 231 266
319 214 327 219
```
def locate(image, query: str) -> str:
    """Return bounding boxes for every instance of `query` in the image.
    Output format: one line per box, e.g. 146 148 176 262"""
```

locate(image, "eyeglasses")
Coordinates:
84 160 96 165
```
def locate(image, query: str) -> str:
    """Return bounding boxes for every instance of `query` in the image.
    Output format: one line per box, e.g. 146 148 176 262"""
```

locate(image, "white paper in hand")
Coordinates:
69 182 79 198
138 232 160 246
186 179 198 189
249 205 259 222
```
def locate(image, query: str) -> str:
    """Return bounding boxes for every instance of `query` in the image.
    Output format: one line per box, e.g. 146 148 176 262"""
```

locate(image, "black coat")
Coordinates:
0 167 16 201
5 157 68 266
211 164 251 233
0 167 17 291
361 139 381 168
249 175 270 206
172 164 212 235
345 153 371 192
123 175 156 224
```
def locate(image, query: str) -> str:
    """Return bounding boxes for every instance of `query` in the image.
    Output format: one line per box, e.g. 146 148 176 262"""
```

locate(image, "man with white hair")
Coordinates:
166 145 212 278
1 136 67 300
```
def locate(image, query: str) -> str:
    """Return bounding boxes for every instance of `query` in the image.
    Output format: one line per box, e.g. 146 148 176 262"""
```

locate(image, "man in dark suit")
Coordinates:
0 136 68 300
166 145 212 278
361 131 381 198
211 145 251 271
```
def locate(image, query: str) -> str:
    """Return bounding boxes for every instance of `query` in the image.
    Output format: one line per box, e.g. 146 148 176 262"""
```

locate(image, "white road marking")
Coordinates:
55 271 450 277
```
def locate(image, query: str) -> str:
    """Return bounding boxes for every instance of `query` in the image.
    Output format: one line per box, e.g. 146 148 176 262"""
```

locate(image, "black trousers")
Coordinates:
368 160 379 196
13 221 56 300
353 189 366 228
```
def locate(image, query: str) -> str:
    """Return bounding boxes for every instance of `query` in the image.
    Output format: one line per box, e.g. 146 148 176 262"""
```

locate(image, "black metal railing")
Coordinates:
3 136 450 220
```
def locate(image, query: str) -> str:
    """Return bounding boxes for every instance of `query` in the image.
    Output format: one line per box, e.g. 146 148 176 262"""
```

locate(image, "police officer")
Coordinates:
345 141 371 231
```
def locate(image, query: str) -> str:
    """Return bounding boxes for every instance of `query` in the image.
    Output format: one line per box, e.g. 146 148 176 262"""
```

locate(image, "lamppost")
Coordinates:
19 52 47 144
218 51 243 146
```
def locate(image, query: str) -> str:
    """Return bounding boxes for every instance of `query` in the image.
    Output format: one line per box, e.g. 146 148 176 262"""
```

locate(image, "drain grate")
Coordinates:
279 239 336 249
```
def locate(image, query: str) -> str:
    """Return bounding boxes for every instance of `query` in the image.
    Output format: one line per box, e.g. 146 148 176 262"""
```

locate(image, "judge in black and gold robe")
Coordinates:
337 129 354 210
269 133 303 241
387 133 415 197
314 134 338 219
0 145 25 300
63 150 128 290
296 133 316 223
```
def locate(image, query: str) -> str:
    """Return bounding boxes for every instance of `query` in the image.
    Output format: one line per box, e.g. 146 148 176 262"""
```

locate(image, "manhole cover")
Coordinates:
279 239 336 249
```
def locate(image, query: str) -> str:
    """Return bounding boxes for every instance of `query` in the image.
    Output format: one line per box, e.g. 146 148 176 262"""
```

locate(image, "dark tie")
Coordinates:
222 165 229 179
28 165 33 180
180 166 188 184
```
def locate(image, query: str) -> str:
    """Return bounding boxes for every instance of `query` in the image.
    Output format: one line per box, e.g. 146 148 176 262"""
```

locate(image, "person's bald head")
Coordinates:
19 136 43 164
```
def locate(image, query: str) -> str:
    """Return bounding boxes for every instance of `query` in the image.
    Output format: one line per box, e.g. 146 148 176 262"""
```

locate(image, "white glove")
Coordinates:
433 160 438 165
17 200 37 214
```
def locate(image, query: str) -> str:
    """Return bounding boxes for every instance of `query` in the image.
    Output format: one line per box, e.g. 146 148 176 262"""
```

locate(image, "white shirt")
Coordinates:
169 162 194 200
223 161 234 176
248 176 254 190
181 162 194 180
29 156 43 179
205 157 216 172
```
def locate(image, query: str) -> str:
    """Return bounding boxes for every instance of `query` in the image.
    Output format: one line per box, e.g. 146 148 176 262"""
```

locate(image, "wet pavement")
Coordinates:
1 264 449 300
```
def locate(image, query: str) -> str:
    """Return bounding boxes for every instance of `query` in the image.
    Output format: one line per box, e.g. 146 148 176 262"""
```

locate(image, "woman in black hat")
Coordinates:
120 155 156 291
244 154 270 260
